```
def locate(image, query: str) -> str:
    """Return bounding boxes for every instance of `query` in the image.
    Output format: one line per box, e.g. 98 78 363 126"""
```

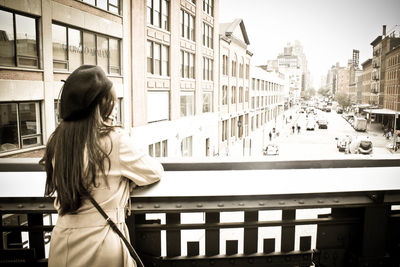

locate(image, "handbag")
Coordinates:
87 194 145 267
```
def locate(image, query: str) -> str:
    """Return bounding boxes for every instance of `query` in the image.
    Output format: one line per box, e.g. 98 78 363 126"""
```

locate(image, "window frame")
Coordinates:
0 101 43 154
147 0 170 31
0 9 39 69
147 40 169 76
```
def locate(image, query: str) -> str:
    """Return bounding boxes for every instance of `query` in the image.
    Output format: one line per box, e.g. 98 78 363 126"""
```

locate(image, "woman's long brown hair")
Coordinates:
41 90 115 215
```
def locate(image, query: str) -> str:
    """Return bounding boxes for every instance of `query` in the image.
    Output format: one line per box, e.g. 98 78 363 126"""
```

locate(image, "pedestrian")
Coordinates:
292 125 295 134
40 65 163 267
388 130 392 139
297 125 301 133
269 131 272 141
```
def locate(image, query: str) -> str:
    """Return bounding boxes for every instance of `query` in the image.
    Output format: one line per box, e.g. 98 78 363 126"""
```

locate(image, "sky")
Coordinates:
219 0 400 89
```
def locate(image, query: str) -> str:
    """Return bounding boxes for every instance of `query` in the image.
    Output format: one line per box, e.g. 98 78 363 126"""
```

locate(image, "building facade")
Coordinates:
384 45 400 111
361 58 372 105
0 0 221 158
218 19 251 156
0 0 127 156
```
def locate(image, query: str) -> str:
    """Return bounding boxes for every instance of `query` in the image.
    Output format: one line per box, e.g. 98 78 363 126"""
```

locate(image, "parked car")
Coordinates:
353 117 367 132
306 120 315 130
336 107 343 114
336 135 352 152
349 136 373 154
317 119 328 129
263 144 279 156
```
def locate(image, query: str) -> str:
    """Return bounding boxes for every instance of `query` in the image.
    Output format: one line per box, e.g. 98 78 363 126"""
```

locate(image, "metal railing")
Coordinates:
1 158 400 267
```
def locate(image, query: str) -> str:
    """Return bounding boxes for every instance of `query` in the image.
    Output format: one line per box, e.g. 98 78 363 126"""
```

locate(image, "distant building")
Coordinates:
218 18 252 156
361 59 372 105
370 25 400 108
384 44 400 111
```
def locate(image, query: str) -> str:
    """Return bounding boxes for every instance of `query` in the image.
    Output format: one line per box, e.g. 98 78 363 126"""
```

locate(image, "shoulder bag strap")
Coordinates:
87 194 145 267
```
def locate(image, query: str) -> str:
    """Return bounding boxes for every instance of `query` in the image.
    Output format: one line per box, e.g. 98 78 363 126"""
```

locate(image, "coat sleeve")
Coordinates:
118 131 163 186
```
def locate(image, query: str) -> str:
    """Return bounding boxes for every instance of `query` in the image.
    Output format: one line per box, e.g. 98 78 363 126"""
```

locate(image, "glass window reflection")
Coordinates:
0 10 15 66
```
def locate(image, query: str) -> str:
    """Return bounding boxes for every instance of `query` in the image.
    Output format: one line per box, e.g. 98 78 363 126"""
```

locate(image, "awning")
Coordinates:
364 108 399 115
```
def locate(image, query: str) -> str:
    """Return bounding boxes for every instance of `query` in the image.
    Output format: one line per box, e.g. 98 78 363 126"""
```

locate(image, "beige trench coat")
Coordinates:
48 129 163 267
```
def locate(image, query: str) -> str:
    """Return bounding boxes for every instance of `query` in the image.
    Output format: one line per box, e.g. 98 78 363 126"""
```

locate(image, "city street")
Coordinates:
268 106 398 159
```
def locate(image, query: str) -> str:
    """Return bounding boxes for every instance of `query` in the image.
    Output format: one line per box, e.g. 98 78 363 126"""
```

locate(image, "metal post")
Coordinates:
393 112 398 151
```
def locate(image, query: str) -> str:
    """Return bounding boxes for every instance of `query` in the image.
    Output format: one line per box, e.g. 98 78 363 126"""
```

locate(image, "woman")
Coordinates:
41 65 163 267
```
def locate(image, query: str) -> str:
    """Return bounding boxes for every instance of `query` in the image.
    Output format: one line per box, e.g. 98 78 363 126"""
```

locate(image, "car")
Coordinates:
349 136 373 154
317 119 328 129
336 107 343 114
306 119 315 130
325 106 331 112
336 135 352 152
263 144 279 156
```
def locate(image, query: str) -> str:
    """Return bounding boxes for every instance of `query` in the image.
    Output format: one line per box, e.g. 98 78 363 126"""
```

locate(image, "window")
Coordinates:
231 117 236 138
231 60 236 76
181 50 195 79
52 24 120 74
239 87 243 103
203 0 213 16
181 136 192 157
202 92 212 113
147 0 169 31
81 0 120 14
222 55 229 75
231 86 237 104
149 139 168 157
202 23 213 48
147 91 170 122
222 85 228 105
0 102 42 153
245 64 249 79
180 91 194 117
203 57 213 81
222 120 228 142
0 10 38 68
181 10 195 41
147 40 169 76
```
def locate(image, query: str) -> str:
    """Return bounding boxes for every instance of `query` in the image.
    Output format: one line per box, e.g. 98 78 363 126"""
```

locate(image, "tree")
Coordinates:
335 92 351 109
301 88 316 100
318 87 330 97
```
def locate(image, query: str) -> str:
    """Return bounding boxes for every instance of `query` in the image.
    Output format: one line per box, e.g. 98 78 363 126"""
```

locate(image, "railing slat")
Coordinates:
361 205 390 264
166 213 181 257
244 211 258 254
281 209 295 252
27 214 45 259
205 212 220 256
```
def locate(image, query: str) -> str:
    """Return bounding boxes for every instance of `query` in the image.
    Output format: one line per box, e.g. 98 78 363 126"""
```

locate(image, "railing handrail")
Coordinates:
1 157 400 172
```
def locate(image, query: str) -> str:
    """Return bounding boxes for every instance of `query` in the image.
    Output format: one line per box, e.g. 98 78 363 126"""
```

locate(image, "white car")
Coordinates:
263 144 279 156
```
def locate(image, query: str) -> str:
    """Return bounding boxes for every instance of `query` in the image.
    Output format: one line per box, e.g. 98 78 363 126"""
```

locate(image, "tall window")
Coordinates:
147 91 170 122
245 64 249 79
222 120 228 142
222 55 229 75
181 136 192 157
202 23 213 48
203 57 213 81
203 0 213 16
181 10 195 41
52 24 121 74
0 102 42 153
147 40 169 76
202 92 212 113
231 86 237 104
81 0 120 14
239 87 243 103
147 0 169 31
181 50 195 79
231 117 237 138
0 9 38 68
149 139 168 157
180 91 194 117
222 85 228 105
231 60 236 76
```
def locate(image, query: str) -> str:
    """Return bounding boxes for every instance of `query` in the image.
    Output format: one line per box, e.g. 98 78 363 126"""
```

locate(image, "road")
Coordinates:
268 106 396 159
